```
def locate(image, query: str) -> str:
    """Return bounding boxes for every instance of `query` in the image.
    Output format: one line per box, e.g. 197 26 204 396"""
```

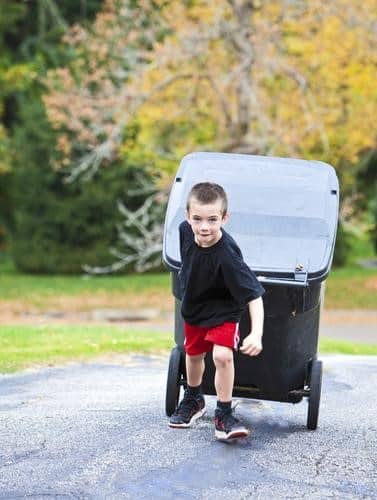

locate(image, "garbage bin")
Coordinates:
163 152 339 430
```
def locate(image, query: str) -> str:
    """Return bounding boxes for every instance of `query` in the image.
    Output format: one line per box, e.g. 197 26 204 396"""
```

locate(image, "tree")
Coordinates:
10 97 161 273
43 0 169 179
1 0 109 264
42 0 377 270
44 0 377 176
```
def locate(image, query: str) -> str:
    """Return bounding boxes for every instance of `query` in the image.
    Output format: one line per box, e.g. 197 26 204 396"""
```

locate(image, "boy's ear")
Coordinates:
185 210 191 224
222 213 229 224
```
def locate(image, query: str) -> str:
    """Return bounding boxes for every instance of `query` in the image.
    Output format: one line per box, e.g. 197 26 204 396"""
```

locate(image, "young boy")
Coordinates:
169 182 265 441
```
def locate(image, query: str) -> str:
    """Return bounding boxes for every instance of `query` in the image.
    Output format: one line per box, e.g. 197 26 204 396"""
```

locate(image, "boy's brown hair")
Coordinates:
186 182 228 216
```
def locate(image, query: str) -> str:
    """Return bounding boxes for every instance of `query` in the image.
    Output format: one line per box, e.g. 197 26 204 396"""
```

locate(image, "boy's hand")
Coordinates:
240 333 263 356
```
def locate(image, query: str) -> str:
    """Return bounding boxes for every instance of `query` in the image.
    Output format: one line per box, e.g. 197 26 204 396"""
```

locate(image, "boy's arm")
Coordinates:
240 296 264 356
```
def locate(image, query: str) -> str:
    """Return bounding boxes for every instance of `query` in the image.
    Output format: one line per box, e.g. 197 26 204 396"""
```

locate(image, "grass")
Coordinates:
324 228 377 309
325 266 377 309
1 256 376 310
319 337 377 356
0 324 375 374
0 253 376 374
0 258 170 301
0 325 172 373
0 256 172 313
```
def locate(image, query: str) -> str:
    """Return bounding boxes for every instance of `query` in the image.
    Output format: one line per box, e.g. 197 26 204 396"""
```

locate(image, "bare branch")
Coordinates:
84 188 167 275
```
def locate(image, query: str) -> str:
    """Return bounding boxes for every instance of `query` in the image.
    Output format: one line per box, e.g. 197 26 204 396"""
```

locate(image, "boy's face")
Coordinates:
186 198 228 247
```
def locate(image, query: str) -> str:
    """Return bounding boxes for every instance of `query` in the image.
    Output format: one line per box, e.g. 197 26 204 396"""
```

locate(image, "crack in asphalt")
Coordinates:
1 441 47 468
314 447 332 477
0 355 376 498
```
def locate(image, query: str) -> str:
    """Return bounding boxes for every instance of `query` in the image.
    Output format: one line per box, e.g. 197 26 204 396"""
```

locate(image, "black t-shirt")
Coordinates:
179 221 265 326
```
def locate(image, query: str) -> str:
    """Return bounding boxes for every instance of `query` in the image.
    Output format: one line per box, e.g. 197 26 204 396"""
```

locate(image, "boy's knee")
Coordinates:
213 347 233 367
187 353 205 363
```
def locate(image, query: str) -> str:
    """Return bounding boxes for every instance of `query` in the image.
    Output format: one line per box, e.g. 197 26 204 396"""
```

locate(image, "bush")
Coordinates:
0 170 12 251
356 149 377 255
369 195 377 254
332 220 353 267
9 98 158 273
11 168 152 274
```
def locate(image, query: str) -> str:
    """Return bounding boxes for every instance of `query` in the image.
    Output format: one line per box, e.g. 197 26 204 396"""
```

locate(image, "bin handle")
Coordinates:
257 276 308 288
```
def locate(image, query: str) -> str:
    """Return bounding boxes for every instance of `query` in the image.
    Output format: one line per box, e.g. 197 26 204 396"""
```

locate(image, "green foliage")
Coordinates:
333 217 376 268
332 221 353 267
356 150 377 253
0 0 104 122
370 196 377 254
0 125 12 172
1 0 103 62
0 169 12 250
9 98 159 273
356 150 377 204
0 1 105 253
2 1 376 273
0 1 25 32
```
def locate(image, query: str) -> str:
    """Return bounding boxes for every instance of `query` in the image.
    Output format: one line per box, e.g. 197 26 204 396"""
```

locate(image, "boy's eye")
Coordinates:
192 216 219 222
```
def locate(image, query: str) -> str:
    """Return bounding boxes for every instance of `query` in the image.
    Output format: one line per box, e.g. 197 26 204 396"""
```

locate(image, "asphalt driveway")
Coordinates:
1 354 376 499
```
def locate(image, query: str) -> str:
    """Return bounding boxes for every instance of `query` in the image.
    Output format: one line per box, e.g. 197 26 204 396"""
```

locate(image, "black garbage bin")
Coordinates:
163 152 339 430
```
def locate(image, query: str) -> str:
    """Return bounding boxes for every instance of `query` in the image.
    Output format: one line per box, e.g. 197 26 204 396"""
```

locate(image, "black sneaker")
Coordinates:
214 407 250 441
169 390 205 428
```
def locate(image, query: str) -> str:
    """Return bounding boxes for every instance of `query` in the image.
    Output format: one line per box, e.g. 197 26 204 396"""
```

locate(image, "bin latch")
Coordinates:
294 263 308 283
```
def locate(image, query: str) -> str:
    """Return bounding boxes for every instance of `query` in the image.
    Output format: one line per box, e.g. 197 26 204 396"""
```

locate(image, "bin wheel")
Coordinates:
165 347 183 417
307 359 322 430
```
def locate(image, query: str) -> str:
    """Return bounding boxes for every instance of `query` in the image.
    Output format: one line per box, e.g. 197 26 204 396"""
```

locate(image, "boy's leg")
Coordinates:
169 352 206 428
169 321 209 428
186 352 206 387
212 344 250 441
212 345 234 402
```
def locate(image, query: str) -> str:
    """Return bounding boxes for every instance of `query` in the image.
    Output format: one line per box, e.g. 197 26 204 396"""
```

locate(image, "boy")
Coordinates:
169 182 265 441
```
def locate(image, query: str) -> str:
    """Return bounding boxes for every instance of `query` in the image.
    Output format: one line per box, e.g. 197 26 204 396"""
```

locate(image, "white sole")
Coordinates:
215 428 251 441
169 409 206 428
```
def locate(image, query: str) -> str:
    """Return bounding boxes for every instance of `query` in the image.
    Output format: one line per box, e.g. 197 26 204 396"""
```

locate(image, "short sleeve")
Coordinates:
221 251 265 306
179 221 185 256
179 221 192 257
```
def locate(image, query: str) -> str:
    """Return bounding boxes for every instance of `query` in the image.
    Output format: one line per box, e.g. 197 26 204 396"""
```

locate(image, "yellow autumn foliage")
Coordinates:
43 0 377 187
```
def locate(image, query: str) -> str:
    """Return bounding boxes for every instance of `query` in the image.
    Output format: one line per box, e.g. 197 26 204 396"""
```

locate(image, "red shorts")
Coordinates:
184 321 240 356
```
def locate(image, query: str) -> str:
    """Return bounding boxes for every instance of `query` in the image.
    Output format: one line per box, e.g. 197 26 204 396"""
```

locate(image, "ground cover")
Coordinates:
0 324 376 373
0 325 173 373
325 266 377 309
1 256 376 373
1 258 376 313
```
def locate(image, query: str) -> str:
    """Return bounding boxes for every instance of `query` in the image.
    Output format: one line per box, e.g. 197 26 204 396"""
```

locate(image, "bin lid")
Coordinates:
163 152 339 283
